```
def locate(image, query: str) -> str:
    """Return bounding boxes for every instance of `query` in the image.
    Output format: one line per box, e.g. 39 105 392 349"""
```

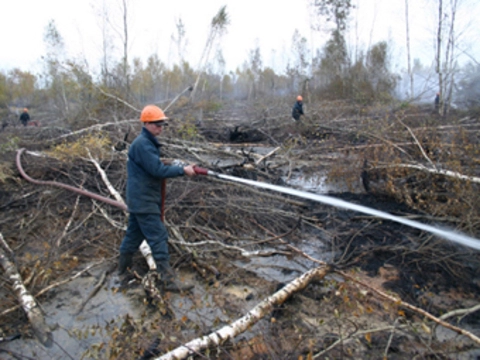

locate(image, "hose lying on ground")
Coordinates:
16 148 127 211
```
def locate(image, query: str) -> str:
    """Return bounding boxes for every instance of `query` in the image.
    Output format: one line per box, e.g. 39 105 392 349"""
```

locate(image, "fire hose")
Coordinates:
15 148 212 220
14 86 197 217
16 148 480 251
16 148 128 211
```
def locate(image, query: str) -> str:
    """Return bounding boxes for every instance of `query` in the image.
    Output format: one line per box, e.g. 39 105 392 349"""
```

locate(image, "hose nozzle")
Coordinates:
193 166 218 177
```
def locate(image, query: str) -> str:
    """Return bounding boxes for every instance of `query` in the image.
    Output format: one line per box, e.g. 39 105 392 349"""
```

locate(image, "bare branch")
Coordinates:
338 270 480 345
396 117 436 168
439 303 480 321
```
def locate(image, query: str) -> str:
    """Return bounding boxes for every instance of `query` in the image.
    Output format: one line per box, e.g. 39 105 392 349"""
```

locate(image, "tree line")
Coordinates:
0 0 479 124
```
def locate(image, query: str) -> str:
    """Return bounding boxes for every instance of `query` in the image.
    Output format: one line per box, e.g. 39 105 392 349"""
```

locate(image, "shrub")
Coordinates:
48 133 111 161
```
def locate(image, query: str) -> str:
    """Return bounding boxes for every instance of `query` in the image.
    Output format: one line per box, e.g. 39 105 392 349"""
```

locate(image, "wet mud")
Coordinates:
1 106 479 359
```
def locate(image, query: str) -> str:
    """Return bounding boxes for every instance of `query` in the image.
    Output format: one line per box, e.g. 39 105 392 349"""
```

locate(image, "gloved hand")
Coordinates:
171 159 189 167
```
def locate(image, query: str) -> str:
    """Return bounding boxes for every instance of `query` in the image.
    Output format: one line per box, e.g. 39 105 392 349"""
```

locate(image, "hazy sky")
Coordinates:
1 0 479 75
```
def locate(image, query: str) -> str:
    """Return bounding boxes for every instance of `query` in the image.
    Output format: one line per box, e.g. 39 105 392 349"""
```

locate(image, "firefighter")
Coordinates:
118 105 196 292
292 95 304 122
19 108 30 127
434 92 440 112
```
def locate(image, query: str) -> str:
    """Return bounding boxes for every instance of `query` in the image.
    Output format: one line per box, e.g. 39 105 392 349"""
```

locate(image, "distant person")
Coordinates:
434 92 440 112
292 95 304 122
19 108 30 127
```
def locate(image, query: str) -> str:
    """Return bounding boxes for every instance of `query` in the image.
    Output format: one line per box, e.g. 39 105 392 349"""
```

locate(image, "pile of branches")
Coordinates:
0 98 479 358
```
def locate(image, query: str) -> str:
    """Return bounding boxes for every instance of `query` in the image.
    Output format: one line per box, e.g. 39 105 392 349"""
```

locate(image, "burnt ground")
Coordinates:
0 102 480 359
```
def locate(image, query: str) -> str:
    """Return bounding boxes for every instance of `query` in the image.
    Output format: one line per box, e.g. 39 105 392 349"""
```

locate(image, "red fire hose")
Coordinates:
160 179 166 222
16 148 128 211
16 149 213 221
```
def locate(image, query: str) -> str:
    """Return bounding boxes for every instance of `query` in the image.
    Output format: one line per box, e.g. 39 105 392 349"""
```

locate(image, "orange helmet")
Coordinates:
297 95 303 101
140 105 168 122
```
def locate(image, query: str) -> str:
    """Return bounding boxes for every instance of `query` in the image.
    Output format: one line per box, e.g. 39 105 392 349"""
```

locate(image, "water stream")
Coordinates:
4 165 479 358
217 174 480 251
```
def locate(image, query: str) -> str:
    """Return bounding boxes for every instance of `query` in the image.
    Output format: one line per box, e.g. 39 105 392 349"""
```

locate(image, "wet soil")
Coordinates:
0 107 479 359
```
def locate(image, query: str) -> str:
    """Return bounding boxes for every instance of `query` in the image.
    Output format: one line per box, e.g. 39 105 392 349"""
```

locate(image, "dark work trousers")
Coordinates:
119 213 169 262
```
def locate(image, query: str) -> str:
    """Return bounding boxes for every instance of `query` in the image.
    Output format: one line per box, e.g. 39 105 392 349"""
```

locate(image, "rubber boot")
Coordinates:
156 260 193 292
118 252 134 275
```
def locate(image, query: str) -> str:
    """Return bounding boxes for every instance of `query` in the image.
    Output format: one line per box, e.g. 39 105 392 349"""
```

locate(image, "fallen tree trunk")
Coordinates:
1 260 105 317
156 264 330 360
391 163 480 184
263 230 480 347
0 233 53 347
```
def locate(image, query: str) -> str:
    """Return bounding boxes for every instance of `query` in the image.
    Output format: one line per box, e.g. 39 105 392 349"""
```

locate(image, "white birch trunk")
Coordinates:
0 233 53 347
156 265 330 360
391 163 480 184
87 153 157 270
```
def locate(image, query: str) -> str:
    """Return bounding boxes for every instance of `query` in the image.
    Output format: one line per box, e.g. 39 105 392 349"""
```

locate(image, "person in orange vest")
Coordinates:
118 105 196 292
19 108 30 126
292 95 304 122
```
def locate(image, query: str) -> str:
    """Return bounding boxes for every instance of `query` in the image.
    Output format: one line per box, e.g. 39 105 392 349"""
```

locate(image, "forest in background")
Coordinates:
1 0 480 359
1 0 479 127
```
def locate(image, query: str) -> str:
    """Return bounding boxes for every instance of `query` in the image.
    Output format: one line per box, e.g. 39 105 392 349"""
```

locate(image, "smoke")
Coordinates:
396 68 438 104
455 64 480 108
396 62 480 109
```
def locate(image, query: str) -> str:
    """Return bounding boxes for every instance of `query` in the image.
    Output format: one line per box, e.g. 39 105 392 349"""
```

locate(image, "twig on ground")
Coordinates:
56 195 81 247
74 270 107 315
396 117 436 168
439 303 480 322
338 270 480 345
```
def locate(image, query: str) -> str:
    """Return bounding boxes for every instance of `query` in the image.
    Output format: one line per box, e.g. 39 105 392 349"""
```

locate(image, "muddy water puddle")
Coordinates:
1 263 286 359
1 167 347 358
1 265 142 359
286 172 363 194
234 237 334 283
2 237 335 359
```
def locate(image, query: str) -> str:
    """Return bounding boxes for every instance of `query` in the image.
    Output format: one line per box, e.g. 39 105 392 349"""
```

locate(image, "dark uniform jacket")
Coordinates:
292 101 304 120
126 127 184 213
20 112 30 122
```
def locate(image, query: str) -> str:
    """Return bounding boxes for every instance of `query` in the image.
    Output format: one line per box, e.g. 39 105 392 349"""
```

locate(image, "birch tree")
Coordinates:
171 17 188 66
43 20 70 117
434 0 461 115
247 44 263 100
405 0 414 98
190 5 229 101
119 0 131 94
97 0 132 94
0 233 53 347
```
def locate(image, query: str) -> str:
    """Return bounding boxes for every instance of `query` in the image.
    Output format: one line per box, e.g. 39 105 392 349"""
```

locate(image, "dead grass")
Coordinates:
0 99 479 359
